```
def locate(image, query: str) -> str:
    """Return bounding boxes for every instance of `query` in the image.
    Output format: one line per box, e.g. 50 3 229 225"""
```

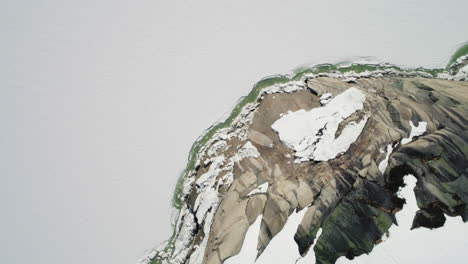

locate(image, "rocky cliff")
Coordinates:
140 47 468 264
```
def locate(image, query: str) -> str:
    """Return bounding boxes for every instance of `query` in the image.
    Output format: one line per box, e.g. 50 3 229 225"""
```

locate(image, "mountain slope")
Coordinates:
140 51 468 264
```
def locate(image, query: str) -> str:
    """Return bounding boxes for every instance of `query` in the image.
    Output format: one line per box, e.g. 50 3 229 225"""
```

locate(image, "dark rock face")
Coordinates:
308 180 397 264
145 67 468 264
390 128 468 228
296 78 468 264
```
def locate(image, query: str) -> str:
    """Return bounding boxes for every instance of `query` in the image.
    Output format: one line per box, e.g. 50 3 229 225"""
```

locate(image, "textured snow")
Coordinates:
172 208 197 263
218 172 234 187
272 87 368 162
336 175 468 264
207 140 228 157
187 156 226 264
186 141 262 264
313 117 368 161
319 93 333 105
247 182 269 196
262 80 305 94
401 121 427 145
451 64 468 81
378 144 393 174
233 141 260 162
460 64 468 73
188 210 216 264
378 120 427 175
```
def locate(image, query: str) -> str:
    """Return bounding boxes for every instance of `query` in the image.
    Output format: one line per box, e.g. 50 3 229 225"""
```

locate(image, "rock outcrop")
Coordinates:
140 50 468 264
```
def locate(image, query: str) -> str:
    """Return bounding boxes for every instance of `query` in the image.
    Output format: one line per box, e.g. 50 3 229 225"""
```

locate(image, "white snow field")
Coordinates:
225 208 323 264
272 87 368 162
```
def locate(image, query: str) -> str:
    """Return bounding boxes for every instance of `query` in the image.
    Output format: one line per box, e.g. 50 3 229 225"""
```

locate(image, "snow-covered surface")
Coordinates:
187 141 262 264
262 80 305 95
296 228 323 264
272 87 368 162
459 64 468 73
378 144 393 174
297 62 468 82
225 208 319 264
320 93 333 105
336 175 468 264
207 140 228 157
224 215 262 264
145 58 466 264
448 55 468 68
172 209 197 263
378 120 427 175
247 182 269 197
450 63 468 81
445 55 468 81
187 156 226 264
233 141 260 162
256 209 311 264
401 121 427 145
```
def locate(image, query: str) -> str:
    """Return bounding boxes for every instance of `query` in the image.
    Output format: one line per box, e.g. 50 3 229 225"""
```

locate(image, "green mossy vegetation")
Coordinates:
447 42 468 68
171 75 290 208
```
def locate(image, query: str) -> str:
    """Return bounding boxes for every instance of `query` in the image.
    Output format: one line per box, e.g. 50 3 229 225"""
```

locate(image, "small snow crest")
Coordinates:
378 144 394 174
401 121 427 145
320 93 333 105
272 87 368 162
247 182 269 196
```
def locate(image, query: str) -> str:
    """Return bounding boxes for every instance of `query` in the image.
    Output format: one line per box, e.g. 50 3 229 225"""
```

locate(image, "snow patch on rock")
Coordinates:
378 144 394 174
256 209 312 264
233 141 260 163
401 121 427 145
336 175 468 264
272 87 368 162
320 93 333 105
247 182 269 196
225 208 316 264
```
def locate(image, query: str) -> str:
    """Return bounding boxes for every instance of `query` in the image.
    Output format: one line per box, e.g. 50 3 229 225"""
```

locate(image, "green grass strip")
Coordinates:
171 75 290 208
447 42 468 68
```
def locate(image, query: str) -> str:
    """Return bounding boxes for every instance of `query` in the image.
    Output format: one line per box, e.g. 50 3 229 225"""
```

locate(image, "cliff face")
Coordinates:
141 55 468 264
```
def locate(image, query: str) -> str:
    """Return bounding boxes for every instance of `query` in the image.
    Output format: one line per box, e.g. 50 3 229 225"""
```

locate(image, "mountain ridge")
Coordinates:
140 45 468 264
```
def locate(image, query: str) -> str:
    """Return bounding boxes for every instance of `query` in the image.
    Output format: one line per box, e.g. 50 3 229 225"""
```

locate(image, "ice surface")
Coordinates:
295 229 323 264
